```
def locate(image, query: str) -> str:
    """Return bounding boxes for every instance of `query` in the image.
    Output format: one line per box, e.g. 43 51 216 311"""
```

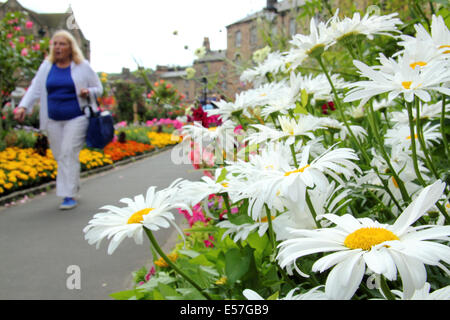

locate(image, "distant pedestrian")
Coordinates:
14 30 102 210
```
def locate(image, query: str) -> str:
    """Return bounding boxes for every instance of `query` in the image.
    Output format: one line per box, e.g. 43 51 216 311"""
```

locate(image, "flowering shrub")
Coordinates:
103 140 155 162
84 5 450 301
79 149 113 171
0 147 57 195
0 12 49 113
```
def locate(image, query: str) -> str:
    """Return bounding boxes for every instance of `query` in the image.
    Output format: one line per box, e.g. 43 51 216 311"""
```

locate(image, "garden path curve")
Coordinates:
0 148 202 300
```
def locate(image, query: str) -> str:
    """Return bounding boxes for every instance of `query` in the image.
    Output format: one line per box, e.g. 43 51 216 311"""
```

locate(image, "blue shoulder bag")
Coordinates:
83 95 114 149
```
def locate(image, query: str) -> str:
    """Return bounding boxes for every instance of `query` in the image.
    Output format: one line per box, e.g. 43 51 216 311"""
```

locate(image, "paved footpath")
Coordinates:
0 148 202 300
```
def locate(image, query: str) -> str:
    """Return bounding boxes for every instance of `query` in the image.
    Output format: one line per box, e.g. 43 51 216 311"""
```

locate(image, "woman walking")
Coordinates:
14 30 102 210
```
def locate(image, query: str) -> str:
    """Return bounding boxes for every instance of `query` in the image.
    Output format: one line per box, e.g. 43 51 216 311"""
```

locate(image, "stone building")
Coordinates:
0 0 90 60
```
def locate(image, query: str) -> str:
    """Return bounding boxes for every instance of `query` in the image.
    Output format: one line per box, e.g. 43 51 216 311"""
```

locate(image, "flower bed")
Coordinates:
0 124 183 198
103 140 155 162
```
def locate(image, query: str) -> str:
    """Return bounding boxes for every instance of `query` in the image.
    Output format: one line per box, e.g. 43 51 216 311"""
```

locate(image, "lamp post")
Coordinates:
201 77 207 105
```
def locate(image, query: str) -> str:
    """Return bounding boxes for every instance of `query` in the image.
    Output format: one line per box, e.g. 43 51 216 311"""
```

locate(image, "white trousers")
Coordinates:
46 115 88 198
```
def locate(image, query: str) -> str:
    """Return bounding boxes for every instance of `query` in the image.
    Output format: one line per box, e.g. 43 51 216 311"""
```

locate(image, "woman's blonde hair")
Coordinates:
47 30 85 64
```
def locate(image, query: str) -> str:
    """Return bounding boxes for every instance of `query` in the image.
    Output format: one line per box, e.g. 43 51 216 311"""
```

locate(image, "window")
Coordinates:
235 30 242 48
202 64 209 75
250 26 257 47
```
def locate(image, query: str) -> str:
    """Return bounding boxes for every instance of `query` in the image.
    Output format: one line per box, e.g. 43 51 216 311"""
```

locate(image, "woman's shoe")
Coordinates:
59 197 78 210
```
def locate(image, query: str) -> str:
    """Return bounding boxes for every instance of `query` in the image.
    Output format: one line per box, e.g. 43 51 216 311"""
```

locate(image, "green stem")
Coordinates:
440 95 449 157
414 98 439 179
380 275 396 300
144 228 213 300
290 143 299 168
222 193 232 215
406 100 427 186
367 102 411 204
264 204 276 251
305 190 321 229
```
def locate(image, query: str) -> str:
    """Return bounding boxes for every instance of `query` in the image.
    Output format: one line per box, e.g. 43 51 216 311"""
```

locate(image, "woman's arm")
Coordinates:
15 60 49 122
82 60 103 98
17 60 49 113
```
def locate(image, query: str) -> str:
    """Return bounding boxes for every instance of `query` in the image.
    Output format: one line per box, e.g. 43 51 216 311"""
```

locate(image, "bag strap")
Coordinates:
82 95 96 118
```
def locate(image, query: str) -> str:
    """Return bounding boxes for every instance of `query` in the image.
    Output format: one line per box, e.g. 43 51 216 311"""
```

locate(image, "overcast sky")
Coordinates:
3 0 268 73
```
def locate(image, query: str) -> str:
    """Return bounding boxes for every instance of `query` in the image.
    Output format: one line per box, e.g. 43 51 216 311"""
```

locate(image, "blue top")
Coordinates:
46 64 83 120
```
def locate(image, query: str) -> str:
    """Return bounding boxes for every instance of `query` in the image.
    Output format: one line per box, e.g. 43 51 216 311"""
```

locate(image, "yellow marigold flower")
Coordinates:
154 252 179 268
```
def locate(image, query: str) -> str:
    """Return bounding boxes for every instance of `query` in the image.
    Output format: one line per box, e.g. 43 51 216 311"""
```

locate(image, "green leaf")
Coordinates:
225 248 250 284
267 291 280 300
109 290 138 300
301 89 309 107
294 101 308 115
246 232 270 255
190 254 215 267
158 282 180 299
216 168 228 183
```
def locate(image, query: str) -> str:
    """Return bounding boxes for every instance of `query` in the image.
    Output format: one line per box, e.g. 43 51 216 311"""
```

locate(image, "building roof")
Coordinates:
160 70 187 78
226 0 305 27
194 50 226 64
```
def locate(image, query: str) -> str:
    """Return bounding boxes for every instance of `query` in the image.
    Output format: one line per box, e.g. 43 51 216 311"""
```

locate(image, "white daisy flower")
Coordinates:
83 180 189 255
245 114 324 146
344 56 450 107
240 51 288 86
361 147 427 213
277 180 450 300
389 282 450 300
286 17 334 68
175 168 231 206
216 212 279 242
390 100 447 125
384 122 442 155
244 144 360 214
399 15 450 59
328 10 402 42
277 181 352 237
243 286 328 300
181 119 237 155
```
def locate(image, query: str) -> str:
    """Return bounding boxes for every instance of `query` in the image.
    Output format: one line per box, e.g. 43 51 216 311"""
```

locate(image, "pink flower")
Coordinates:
19 36 25 43
20 48 28 56
204 235 215 248
144 266 156 281
14 26 21 31
31 43 40 51
9 41 15 49
6 33 13 39
25 21 33 29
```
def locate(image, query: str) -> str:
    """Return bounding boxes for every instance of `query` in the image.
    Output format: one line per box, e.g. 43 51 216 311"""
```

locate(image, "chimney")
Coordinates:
203 37 211 52
266 0 277 12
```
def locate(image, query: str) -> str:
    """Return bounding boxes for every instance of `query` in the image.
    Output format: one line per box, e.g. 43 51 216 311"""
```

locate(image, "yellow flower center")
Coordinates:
391 177 399 189
406 134 418 140
127 208 154 224
439 45 450 54
260 216 274 223
410 61 427 69
221 182 229 188
344 227 399 251
284 164 310 176
154 252 179 267
208 127 217 132
401 81 412 90
215 276 227 285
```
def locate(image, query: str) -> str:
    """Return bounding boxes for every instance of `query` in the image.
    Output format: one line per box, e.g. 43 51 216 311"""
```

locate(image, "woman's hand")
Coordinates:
13 107 26 122
80 88 90 98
